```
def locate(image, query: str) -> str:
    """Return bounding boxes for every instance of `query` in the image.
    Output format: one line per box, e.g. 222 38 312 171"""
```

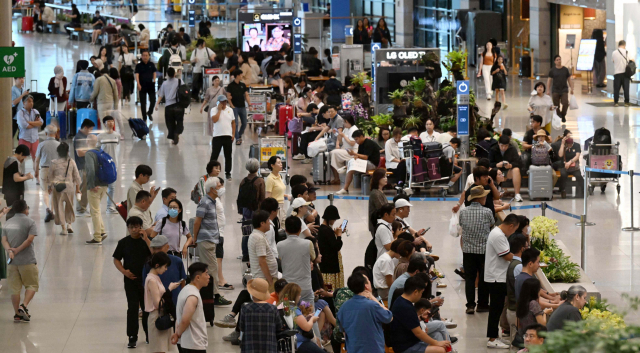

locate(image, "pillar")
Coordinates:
530 0 551 75
605 0 616 78
395 0 413 47
0 0 13 188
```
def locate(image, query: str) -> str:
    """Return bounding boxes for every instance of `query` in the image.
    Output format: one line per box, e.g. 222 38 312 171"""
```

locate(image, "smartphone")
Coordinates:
419 227 430 235
430 306 440 316
341 219 348 232
314 309 321 317
7 258 11 265
377 296 384 305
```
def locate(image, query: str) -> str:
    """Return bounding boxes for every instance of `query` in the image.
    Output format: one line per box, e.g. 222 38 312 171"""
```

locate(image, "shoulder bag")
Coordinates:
54 160 71 192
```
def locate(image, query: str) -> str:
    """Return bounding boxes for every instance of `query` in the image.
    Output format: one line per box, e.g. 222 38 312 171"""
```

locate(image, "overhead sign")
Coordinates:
293 17 301 26
385 51 426 60
0 47 25 78
371 43 381 103
457 80 470 136
293 33 302 54
576 39 597 71
188 10 195 27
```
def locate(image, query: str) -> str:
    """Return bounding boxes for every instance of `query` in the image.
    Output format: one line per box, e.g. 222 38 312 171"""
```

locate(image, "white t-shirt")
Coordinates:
375 220 393 259
299 216 309 234
266 220 278 257
210 105 235 137
436 133 454 144
465 174 475 190
373 252 397 289
118 53 136 67
484 227 511 283
341 125 359 151
612 49 629 75
419 131 441 143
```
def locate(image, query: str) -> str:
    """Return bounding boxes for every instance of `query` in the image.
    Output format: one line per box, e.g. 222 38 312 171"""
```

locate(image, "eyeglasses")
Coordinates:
523 334 538 340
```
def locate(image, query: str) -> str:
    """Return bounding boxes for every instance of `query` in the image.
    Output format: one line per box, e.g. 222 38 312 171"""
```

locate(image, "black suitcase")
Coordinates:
249 144 259 159
67 109 77 138
423 142 443 158
200 276 215 326
30 80 49 123
149 39 160 53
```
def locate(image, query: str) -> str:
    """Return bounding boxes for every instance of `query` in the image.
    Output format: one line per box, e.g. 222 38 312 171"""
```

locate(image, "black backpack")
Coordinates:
236 176 260 214
176 79 191 109
364 223 390 272
620 49 637 78
593 127 612 145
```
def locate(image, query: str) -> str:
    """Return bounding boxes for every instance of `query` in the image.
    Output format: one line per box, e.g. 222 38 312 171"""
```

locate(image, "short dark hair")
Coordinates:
136 190 152 203
509 234 528 255
553 54 561 61
352 130 365 138
206 160 221 174
135 165 153 178
502 128 513 137
57 142 70 158
503 213 520 226
289 175 308 188
267 156 281 171
260 197 279 213
318 105 329 118
390 239 406 253
407 257 427 273
179 27 185 32
524 324 547 338
306 103 318 113
162 187 177 199
252 210 271 229
408 127 418 134
473 166 490 181
534 82 546 93
274 279 288 294
397 241 415 258
522 248 541 267
15 144 30 157
477 158 490 169
291 184 308 199
102 115 114 124
171 38 179 47
81 119 96 129
531 115 543 125
378 203 395 219
619 40 627 47
150 252 172 269
347 272 368 294
126 216 143 227
448 125 457 133
188 262 209 281
286 55 293 62
167 24 174 29
403 275 426 295
415 298 432 312
499 135 510 145
285 216 302 234
196 38 205 47
167 67 176 78
12 199 28 214
232 69 243 77
449 137 461 146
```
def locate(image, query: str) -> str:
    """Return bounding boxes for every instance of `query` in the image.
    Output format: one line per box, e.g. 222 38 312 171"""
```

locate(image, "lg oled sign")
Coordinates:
385 51 426 60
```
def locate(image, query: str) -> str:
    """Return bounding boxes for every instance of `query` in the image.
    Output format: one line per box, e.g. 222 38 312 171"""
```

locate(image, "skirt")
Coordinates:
321 252 344 289
147 309 176 352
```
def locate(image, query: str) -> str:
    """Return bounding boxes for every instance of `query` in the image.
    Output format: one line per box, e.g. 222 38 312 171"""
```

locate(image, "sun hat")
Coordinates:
534 129 551 143
247 278 270 301
467 185 491 202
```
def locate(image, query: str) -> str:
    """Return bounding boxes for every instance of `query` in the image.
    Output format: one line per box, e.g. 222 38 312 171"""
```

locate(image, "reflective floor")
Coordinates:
4 19 640 353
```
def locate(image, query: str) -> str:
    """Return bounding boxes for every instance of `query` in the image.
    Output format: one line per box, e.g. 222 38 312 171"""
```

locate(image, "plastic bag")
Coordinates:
552 110 562 130
449 212 461 238
307 138 327 157
569 95 579 110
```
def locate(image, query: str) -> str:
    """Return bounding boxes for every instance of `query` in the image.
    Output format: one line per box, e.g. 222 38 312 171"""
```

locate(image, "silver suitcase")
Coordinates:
528 165 553 200
312 152 332 184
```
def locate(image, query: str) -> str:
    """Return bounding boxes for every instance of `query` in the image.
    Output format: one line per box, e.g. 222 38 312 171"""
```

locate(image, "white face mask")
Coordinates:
217 187 226 197
526 226 532 235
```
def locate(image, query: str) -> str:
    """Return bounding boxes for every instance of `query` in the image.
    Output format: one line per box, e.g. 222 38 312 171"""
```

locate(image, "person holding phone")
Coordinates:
316 205 345 290
126 165 160 214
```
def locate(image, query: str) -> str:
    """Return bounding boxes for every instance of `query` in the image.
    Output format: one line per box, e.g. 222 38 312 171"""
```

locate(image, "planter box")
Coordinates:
536 240 601 300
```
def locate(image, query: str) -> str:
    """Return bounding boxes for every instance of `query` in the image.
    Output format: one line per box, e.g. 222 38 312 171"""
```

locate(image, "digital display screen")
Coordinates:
242 23 291 52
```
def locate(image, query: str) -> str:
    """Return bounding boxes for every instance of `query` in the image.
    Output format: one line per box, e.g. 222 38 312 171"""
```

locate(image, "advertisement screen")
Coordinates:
242 23 292 52
576 39 597 71
242 23 266 52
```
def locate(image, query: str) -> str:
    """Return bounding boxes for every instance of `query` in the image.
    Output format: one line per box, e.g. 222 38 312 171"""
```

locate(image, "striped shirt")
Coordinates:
35 137 60 167
459 202 495 254
195 194 220 244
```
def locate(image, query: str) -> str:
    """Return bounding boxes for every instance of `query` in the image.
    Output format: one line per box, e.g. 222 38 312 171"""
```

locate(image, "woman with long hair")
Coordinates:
378 126 390 154
353 19 366 45
265 156 290 227
516 278 553 337
491 55 508 108
316 205 345 289
592 29 607 87
546 285 587 332
328 115 359 184
373 18 392 48
477 41 495 100
368 168 389 235
240 53 259 85
363 18 373 46
43 143 81 235
118 45 136 102
98 46 112 69
385 127 406 184
283 76 297 104
150 199 192 258
144 252 180 353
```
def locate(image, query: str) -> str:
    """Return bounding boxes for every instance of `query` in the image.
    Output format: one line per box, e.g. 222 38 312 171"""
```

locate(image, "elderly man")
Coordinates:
518 324 547 353
35 125 60 222
84 135 109 245
192 176 232 306
142 234 187 307
128 190 155 235
17 95 44 173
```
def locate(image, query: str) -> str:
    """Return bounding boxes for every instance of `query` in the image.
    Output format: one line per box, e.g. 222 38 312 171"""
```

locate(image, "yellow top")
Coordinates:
265 172 286 203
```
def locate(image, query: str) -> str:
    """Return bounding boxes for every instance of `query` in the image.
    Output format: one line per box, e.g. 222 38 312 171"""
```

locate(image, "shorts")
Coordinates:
453 165 462 174
216 237 224 259
267 77 280 85
18 139 39 159
8 264 39 295
402 341 429 353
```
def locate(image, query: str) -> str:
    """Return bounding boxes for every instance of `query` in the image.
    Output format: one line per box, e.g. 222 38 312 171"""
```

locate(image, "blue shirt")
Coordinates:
11 86 24 120
142 254 187 305
195 195 220 244
155 204 169 223
388 272 410 308
337 295 393 353
17 108 42 143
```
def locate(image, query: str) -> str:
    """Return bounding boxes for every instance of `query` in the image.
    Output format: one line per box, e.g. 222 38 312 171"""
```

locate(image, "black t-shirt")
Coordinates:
523 128 549 145
3 159 23 202
389 296 421 352
358 138 381 167
463 184 495 215
548 67 571 94
227 81 248 108
226 54 239 71
135 60 157 86
113 235 151 283
551 141 581 165
316 113 330 126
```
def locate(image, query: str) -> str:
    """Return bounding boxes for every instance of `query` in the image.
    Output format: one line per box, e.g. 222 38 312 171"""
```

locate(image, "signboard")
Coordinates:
576 39 597 71
0 47 25 78
188 10 195 27
293 33 302 54
332 53 340 70
293 17 301 27
456 80 470 136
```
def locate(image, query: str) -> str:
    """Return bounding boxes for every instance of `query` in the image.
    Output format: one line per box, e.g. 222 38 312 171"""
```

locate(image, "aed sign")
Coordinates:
0 47 25 78
385 51 426 60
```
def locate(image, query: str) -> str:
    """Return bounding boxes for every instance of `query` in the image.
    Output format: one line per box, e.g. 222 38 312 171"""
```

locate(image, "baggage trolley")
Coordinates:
258 136 289 181
248 92 270 136
585 142 621 195
403 148 451 196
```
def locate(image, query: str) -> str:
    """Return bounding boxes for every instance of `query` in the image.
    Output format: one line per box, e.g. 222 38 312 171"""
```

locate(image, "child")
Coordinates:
491 55 508 109
126 164 159 213
97 116 121 213
113 216 152 348
294 300 323 349
415 298 455 346
531 129 552 166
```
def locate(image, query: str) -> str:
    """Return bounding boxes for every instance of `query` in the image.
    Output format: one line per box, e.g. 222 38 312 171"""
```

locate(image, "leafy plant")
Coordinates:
351 72 371 87
403 115 422 129
439 117 456 133
371 113 393 126
538 241 581 283
389 89 405 106
530 216 559 245
443 50 466 72
186 36 237 58
406 79 427 95
413 96 424 108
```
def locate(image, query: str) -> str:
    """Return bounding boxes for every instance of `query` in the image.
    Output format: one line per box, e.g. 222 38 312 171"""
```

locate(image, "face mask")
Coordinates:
526 226 532 235
217 187 226 197
168 209 179 218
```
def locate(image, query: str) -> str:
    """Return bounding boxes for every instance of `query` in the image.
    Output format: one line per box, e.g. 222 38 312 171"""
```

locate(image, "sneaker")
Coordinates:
450 336 459 344
436 281 447 288
214 295 232 306
476 305 491 313
106 208 119 214
128 336 137 348
223 330 240 341
85 239 102 245
465 308 475 314
514 194 523 202
301 158 313 164
626 103 631 107
60 228 68 235
101 234 108 241
454 269 465 280
502 103 508 110
443 318 457 329
215 314 237 328
293 154 306 160
336 189 348 195
67 226 74 234
614 103 620 107
226 174 232 181
18 307 30 322
44 210 54 223
337 166 347 174
487 340 510 349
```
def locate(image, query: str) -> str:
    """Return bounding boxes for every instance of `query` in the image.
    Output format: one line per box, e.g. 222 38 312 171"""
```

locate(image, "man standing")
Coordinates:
1 200 38 323
484 214 519 349
224 47 239 73
126 164 159 214
338 271 393 353
226 70 250 146
515 248 541 301
96 116 120 214
11 77 29 140
612 40 631 107
171 262 210 352
155 67 185 144
135 50 157 122
74 119 95 215
248 210 279 287
17 95 44 172
128 190 156 235
453 166 501 216
89 67 119 122
459 186 495 314
34 125 60 222
546 55 574 122
209 95 236 180
154 187 177 222
277 216 316 305
3 145 33 219
84 135 109 245
190 39 214 101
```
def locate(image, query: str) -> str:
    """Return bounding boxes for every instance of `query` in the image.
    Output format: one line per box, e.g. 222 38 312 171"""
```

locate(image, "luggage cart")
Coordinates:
248 92 270 135
586 142 621 195
258 136 289 182
403 148 451 196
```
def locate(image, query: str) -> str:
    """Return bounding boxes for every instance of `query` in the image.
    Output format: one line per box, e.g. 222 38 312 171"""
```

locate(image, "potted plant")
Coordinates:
413 96 423 108
389 89 405 106
371 113 393 128
406 79 427 96
402 115 423 130
443 50 466 81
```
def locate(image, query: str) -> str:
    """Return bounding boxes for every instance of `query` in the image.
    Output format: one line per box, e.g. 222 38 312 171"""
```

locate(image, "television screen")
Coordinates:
242 23 267 52
264 23 292 52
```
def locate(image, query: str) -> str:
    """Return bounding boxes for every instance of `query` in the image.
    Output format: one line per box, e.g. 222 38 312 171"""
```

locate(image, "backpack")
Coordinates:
364 223 389 272
167 48 183 71
191 174 208 204
237 176 260 214
619 49 637 78
176 79 191 109
88 149 117 184
530 144 550 166
128 118 149 140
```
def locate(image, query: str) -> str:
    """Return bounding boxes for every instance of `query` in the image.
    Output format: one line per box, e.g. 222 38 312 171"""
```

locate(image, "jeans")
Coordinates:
426 320 450 341
192 73 203 99
234 107 248 139
552 161 584 194
463 252 489 309
211 135 233 175
106 182 116 211
165 104 185 140
613 73 630 104
486 281 507 338
124 279 148 339
297 340 325 353
551 92 569 118
139 85 156 120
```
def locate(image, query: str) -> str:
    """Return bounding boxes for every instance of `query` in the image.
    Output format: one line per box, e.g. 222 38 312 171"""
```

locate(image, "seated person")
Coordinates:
329 115 359 184
489 168 510 212
436 125 457 145
336 130 380 195
313 106 343 151
416 299 456 346
373 239 403 300
502 128 521 154
296 104 323 163
90 11 106 45
402 127 420 142
474 128 497 160
442 137 463 188
550 129 583 199
266 59 284 95
522 115 549 151
419 118 441 143
530 130 553 166
490 135 524 202
386 127 407 185
518 324 547 353
464 158 490 190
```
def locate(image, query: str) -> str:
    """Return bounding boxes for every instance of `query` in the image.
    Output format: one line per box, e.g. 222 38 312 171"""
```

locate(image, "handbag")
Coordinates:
155 291 176 331
53 160 70 192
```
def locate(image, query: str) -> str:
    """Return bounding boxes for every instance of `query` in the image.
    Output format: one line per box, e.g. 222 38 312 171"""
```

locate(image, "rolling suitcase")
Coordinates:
76 108 98 133
67 109 77 138
426 157 441 180
249 144 259 159
278 105 293 135
46 97 68 139
21 8 34 33
312 152 332 184
423 142 443 158
528 165 553 201
128 117 149 140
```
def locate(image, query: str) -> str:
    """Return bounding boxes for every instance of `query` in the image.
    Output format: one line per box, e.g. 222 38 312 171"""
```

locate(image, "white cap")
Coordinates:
395 199 413 209
291 197 311 209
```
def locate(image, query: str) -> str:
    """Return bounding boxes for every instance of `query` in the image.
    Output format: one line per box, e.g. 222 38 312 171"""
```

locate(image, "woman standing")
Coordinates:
265 156 290 227
145 252 181 353
322 49 333 74
108 68 126 136
477 41 495 100
150 199 192 258
363 18 373 46
516 278 553 337
353 20 366 45
98 46 112 70
316 205 344 289
48 66 68 112
368 168 389 235
593 29 607 87
238 159 266 219
118 45 136 102
138 24 150 48
546 285 587 332
43 143 81 235
491 56 508 109
200 75 227 114
373 18 392 48
528 82 555 133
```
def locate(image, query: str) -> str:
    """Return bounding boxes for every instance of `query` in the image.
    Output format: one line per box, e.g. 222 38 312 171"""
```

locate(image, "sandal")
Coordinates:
218 283 235 290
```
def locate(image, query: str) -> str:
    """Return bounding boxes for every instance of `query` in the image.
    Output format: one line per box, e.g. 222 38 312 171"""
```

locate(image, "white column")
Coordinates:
395 0 414 47
530 0 551 75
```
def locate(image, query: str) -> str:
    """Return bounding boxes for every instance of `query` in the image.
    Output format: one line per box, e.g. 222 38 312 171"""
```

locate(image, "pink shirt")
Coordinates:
144 272 166 312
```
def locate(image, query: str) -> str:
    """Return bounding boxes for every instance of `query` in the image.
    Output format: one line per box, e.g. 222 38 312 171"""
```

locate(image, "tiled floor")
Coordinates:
4 15 640 353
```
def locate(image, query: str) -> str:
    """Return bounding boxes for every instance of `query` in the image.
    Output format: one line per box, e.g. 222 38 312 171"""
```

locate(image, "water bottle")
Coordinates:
264 77 267 86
